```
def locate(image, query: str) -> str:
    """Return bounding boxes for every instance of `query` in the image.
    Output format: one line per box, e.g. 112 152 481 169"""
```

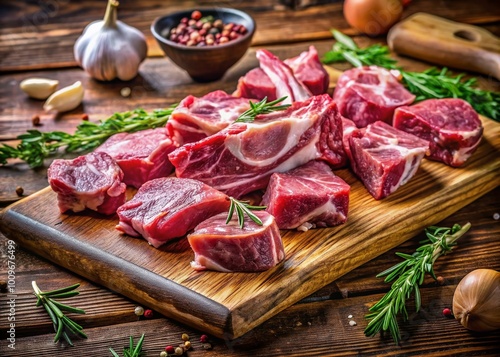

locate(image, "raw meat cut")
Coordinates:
95 128 177 188
349 121 429 200
234 46 329 100
168 94 346 198
284 46 329 96
333 66 415 128
188 210 284 272
261 160 350 229
166 90 253 145
393 98 483 167
116 177 230 248
256 49 312 104
48 151 126 215
341 117 357 163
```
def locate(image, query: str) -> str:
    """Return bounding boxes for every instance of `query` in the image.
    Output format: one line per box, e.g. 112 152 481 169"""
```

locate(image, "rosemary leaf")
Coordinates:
364 222 471 344
226 197 266 228
235 96 290 123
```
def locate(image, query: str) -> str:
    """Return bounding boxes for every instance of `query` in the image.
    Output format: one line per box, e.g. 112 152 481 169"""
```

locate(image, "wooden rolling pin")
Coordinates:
387 13 500 80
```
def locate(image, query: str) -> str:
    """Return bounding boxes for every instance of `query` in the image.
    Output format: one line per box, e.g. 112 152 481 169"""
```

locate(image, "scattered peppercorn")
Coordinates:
143 309 154 318
436 276 445 285
184 341 191 350
81 113 89 121
160 351 168 357
32 115 41 126
174 346 184 355
134 306 144 316
165 345 175 354
165 10 247 47
202 343 212 350
181 333 189 341
15 186 24 197
443 307 453 318
120 87 131 97
200 334 209 343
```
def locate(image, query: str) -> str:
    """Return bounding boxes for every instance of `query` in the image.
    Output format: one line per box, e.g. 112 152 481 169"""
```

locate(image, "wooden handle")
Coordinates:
388 13 500 80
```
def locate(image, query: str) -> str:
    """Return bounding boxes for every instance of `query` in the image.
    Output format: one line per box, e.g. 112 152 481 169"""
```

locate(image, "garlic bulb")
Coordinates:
44 81 84 112
452 268 500 332
20 78 59 100
74 0 147 81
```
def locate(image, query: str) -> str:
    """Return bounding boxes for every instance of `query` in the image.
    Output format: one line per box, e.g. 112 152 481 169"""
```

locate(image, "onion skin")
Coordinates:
343 0 403 36
452 269 500 332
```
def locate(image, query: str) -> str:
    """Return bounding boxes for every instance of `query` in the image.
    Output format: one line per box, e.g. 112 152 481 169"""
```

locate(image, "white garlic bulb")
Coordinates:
44 81 84 112
74 0 147 81
20 78 59 100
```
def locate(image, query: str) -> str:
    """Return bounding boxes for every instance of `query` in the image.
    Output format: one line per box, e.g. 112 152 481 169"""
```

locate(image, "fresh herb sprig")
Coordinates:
0 105 177 167
364 222 471 344
322 30 500 121
226 197 266 229
32 281 87 346
236 96 290 123
109 334 146 357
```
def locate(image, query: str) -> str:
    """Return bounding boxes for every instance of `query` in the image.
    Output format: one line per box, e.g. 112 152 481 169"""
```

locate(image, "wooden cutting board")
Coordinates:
387 13 500 80
1 116 499 339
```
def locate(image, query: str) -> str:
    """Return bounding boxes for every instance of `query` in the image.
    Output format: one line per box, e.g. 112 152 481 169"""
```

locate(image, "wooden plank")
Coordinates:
1 116 499 339
1 0 499 72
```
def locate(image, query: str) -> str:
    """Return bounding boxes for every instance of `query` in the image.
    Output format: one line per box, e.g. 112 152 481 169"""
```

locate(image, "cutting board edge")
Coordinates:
0 207 236 338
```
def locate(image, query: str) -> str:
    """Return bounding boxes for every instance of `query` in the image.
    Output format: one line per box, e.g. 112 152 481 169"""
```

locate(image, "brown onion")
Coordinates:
343 0 403 36
452 268 500 332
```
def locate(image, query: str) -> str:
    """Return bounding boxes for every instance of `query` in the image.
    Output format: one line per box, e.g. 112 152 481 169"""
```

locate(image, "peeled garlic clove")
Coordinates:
20 78 59 100
43 81 84 112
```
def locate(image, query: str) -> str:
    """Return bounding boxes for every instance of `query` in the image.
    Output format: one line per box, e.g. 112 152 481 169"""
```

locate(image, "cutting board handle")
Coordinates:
387 13 500 80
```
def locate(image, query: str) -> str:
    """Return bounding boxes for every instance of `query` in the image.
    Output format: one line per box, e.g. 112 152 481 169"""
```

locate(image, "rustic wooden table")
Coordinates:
1 1 499 356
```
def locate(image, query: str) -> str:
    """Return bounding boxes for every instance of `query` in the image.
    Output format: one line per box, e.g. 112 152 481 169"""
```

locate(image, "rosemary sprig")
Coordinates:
364 222 471 344
0 105 177 167
322 30 500 121
235 96 291 123
109 334 146 357
32 281 87 346
226 197 267 228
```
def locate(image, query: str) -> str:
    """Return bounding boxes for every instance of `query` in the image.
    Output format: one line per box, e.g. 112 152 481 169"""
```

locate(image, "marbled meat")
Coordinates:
188 210 285 272
261 160 350 230
48 151 126 215
116 177 230 248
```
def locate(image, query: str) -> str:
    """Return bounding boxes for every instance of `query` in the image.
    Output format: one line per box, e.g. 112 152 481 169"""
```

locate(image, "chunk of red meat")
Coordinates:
168 94 346 198
341 117 357 164
349 121 429 200
393 98 483 167
333 66 415 128
48 151 126 215
261 160 350 229
166 90 253 145
233 68 277 101
95 128 177 188
188 211 284 272
116 177 230 248
284 46 329 96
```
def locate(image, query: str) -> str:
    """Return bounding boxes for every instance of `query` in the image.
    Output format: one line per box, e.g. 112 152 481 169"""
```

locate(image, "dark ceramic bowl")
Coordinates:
151 8 256 82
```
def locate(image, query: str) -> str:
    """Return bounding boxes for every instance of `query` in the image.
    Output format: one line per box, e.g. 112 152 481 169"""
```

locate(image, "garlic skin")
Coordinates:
44 81 84 112
74 0 147 81
452 268 500 332
20 78 59 100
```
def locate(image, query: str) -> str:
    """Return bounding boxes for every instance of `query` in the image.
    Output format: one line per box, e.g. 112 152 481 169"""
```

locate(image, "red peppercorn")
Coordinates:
191 10 202 21
442 307 453 318
200 334 209 343
143 309 154 318
165 345 175 354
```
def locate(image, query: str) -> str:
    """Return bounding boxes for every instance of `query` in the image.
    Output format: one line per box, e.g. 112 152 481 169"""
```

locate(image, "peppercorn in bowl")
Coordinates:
151 8 256 82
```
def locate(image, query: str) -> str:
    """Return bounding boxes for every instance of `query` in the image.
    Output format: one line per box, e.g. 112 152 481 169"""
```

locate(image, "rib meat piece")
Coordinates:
166 90 253 145
95 128 177 188
393 98 483 167
261 160 350 229
116 177 230 248
168 94 346 198
256 49 312 104
234 46 329 100
48 151 126 215
333 66 415 128
349 121 429 200
188 210 284 272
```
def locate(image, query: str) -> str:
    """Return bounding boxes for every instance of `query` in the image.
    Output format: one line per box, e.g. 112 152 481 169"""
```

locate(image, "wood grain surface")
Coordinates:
1 116 498 339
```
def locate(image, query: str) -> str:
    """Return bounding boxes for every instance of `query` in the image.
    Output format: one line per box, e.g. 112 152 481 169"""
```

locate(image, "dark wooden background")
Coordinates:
1 0 499 356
